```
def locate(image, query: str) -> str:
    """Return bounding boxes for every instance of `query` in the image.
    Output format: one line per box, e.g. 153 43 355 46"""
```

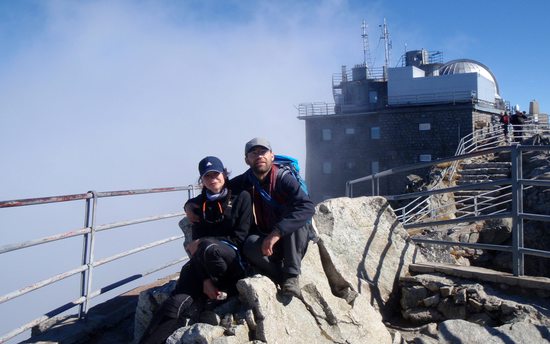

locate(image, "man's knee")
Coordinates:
162 294 194 319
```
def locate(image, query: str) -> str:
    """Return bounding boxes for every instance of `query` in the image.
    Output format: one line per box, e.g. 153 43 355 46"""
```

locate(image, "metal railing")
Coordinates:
0 185 200 343
297 102 336 117
346 144 550 278
350 123 550 226
331 66 386 85
447 123 550 182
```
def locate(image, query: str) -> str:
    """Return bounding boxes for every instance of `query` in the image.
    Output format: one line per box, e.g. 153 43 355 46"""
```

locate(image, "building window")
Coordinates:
371 161 379 174
322 129 332 141
323 161 332 174
345 128 355 135
346 161 356 169
369 91 378 104
419 123 431 131
419 154 432 162
371 127 380 139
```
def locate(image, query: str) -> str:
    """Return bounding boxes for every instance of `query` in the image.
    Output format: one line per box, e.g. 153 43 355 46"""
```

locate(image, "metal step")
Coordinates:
459 174 509 182
460 162 512 169
458 168 510 175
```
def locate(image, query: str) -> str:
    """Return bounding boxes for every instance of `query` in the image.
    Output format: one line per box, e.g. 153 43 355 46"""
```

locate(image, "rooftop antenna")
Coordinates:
379 18 392 80
361 20 373 76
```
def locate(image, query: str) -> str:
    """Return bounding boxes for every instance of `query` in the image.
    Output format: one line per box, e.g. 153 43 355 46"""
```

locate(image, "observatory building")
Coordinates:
298 47 506 203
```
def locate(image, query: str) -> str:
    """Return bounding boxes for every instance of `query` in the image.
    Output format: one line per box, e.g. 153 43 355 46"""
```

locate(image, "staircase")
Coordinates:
453 158 512 217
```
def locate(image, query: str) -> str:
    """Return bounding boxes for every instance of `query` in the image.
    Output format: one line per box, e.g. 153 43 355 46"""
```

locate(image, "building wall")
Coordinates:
387 67 496 105
303 103 482 203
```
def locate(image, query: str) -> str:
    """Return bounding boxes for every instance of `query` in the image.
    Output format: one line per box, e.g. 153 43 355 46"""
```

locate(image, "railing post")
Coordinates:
510 144 524 276
79 194 93 318
518 146 524 275
474 196 479 216
188 184 195 199
83 191 98 316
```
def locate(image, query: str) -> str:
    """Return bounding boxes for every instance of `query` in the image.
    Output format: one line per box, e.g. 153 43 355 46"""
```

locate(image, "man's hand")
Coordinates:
261 230 281 256
184 203 200 223
185 239 201 257
203 278 219 300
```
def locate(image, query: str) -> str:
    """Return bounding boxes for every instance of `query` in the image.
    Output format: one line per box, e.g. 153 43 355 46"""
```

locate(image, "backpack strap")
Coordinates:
246 167 283 209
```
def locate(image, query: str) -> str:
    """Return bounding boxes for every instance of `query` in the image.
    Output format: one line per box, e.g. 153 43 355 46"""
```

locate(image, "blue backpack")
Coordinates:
273 155 309 196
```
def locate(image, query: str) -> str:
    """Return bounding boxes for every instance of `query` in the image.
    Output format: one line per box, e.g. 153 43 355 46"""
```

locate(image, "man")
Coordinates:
230 137 315 298
185 137 315 298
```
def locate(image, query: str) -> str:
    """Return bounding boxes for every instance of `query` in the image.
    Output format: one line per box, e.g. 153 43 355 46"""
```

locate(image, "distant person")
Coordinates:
511 110 527 142
500 112 510 141
231 137 315 298
140 156 252 344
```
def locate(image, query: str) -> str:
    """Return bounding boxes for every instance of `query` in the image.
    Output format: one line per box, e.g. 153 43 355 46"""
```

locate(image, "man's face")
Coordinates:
245 146 274 175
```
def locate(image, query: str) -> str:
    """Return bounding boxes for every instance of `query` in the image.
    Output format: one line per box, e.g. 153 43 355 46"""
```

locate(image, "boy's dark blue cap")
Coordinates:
198 156 224 177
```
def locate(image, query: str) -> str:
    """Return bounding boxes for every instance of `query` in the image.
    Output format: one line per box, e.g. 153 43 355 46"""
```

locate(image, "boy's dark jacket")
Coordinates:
229 165 315 237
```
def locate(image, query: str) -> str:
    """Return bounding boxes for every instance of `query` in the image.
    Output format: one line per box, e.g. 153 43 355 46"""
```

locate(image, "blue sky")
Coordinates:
1 0 549 200
1 0 549 339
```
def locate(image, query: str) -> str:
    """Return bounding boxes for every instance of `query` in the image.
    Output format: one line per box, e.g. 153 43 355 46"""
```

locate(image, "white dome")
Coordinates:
439 59 500 96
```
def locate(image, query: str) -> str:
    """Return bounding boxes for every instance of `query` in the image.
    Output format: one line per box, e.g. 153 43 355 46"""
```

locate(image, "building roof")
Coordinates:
439 59 500 96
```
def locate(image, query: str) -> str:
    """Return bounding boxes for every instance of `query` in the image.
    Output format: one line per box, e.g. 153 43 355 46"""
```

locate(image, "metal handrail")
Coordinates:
0 185 200 343
346 144 550 278
447 123 550 182
297 102 336 117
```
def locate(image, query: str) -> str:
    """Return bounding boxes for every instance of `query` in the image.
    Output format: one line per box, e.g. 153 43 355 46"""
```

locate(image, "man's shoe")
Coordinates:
281 276 302 298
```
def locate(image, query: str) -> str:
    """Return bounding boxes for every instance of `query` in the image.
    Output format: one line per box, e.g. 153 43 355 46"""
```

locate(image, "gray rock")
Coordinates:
401 286 429 309
422 294 440 308
402 307 443 323
479 218 512 245
438 319 550 344
167 323 226 344
454 288 467 304
439 286 453 297
483 297 502 312
466 312 496 326
133 279 177 342
312 196 426 314
437 299 466 320
467 298 483 312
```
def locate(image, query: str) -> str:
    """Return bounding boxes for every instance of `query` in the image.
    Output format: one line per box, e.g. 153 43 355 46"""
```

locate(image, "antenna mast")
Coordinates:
380 18 392 80
361 20 372 75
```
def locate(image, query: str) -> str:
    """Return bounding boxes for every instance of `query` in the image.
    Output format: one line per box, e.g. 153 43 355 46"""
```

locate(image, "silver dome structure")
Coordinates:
439 59 500 97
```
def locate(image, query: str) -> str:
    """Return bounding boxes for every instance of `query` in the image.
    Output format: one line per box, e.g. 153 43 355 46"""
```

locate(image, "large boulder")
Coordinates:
233 245 392 344
313 196 425 315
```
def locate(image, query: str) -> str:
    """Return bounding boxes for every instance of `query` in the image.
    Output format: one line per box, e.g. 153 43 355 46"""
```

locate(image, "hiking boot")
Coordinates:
281 276 302 298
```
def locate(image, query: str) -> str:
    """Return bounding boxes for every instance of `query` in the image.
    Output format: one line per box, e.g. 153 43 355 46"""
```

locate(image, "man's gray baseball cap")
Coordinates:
245 137 272 155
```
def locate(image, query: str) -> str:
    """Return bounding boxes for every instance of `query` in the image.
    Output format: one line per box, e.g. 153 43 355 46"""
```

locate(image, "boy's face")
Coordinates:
245 146 274 175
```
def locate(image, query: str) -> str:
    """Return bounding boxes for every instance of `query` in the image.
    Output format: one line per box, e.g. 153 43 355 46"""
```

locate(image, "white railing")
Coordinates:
0 185 201 343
